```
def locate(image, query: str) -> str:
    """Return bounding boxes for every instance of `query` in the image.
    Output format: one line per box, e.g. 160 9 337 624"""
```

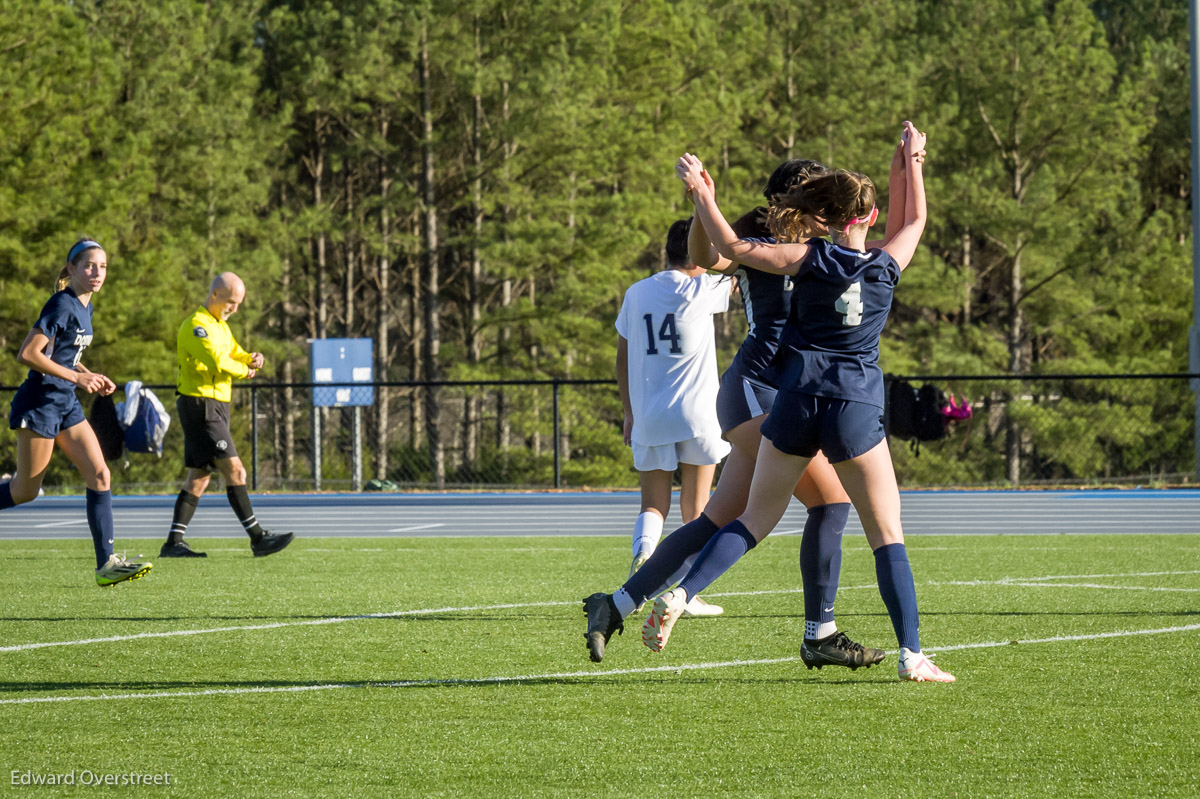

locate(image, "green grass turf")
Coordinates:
1 533 1197 798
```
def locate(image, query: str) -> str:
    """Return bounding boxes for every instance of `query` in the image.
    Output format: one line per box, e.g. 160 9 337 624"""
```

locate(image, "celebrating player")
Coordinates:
1 238 152 586
583 154 915 667
640 122 954 682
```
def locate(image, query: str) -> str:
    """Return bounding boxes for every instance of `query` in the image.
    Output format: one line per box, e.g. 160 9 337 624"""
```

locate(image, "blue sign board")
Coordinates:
310 338 374 407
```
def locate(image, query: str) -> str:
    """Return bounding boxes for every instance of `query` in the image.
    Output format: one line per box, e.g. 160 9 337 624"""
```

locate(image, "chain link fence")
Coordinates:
885 374 1199 487
0 375 1196 492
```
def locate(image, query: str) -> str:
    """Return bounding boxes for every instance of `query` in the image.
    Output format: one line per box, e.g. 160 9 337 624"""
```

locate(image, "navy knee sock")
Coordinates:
86 488 115 569
800 503 850 630
874 542 921 652
623 514 718 606
677 520 758 600
0 482 14 511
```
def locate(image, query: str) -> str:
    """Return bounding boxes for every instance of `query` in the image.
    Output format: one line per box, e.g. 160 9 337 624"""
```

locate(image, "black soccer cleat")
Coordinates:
159 540 208 558
251 531 295 557
583 592 624 663
801 631 887 671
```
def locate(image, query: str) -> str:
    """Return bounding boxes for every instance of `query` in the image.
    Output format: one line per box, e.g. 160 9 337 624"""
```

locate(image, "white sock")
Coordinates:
805 620 838 640
632 511 664 557
613 588 636 619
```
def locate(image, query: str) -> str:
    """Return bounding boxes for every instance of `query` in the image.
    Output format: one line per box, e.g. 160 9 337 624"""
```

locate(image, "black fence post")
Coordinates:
250 385 258 491
553 380 561 489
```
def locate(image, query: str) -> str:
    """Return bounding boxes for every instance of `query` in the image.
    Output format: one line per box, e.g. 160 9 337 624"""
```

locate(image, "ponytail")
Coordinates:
767 170 876 242
55 267 71 292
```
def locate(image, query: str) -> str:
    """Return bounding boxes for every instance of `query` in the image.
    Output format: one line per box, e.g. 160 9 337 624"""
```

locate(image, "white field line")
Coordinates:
3 623 1199 706
3 570 1196 655
0 600 571 653
942 581 1200 593
993 570 1200 582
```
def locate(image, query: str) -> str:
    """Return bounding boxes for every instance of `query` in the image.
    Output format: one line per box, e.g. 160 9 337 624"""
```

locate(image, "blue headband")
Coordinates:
67 240 103 263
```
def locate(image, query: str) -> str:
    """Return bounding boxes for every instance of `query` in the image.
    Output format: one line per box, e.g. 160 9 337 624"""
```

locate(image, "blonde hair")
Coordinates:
767 170 876 243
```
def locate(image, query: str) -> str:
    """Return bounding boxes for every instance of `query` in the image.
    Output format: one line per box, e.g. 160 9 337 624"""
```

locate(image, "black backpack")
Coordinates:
886 379 919 440
915 383 949 442
885 378 949 454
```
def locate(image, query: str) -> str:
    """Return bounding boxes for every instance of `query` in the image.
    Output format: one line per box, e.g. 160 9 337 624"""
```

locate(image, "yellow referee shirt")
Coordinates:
176 306 253 402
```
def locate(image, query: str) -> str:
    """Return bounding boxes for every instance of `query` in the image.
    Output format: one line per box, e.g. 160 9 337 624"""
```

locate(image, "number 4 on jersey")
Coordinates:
836 282 864 326
643 313 682 354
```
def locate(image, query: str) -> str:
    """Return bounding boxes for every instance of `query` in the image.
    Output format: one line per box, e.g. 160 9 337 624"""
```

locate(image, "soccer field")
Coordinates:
2 533 1197 798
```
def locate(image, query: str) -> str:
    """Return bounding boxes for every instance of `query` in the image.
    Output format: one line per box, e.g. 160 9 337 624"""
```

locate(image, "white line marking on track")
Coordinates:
385 523 445 533
33 520 88 528
4 623 1199 706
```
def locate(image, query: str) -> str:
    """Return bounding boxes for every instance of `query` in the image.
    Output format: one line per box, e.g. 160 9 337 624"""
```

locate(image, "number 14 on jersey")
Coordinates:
643 313 682 354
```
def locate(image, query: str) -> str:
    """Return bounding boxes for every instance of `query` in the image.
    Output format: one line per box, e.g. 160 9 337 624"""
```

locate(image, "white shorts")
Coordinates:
631 433 731 472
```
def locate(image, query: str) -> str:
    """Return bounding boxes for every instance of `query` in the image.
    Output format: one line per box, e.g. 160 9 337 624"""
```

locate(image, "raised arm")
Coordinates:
881 121 927 271
868 139 926 249
877 142 907 248
676 153 808 276
687 199 735 274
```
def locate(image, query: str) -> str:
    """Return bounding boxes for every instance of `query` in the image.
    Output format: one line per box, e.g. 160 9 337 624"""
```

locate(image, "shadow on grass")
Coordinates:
0 670 887 697
718 609 1200 619
0 679 356 694
0 614 367 623
6 607 1197 625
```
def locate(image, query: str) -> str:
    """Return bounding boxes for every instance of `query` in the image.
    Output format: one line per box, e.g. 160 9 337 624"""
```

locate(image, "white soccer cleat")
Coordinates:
642 588 688 652
681 595 723 617
898 647 955 683
95 553 152 587
628 546 653 580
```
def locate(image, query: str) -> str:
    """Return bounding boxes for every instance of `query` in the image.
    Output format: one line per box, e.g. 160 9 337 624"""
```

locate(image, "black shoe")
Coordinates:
801 631 887 671
159 540 208 558
583 592 623 663
250 531 295 557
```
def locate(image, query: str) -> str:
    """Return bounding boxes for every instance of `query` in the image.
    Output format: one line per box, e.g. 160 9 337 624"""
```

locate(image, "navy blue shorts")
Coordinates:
760 390 885 463
716 366 777 434
9 384 86 438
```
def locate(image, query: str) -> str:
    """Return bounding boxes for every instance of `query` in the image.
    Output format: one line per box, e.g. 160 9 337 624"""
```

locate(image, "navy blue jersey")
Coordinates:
773 238 900 408
726 237 792 381
22 289 94 394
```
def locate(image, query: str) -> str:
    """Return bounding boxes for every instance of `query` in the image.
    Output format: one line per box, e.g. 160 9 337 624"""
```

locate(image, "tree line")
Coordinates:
0 0 1192 487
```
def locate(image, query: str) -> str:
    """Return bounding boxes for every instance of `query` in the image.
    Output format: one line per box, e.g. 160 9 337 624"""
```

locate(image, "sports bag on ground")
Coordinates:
116 381 171 457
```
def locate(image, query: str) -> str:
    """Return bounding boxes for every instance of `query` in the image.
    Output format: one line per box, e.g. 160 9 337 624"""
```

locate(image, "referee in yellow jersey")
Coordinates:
159 272 293 558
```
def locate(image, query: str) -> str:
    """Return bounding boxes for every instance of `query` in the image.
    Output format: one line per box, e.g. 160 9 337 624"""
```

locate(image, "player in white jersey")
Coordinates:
615 219 730 616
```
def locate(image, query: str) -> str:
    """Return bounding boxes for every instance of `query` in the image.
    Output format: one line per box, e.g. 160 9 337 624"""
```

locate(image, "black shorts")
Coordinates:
177 395 238 470
760 390 885 463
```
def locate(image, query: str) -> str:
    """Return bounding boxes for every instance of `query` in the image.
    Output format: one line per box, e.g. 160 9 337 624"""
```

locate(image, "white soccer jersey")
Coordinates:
615 270 730 447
